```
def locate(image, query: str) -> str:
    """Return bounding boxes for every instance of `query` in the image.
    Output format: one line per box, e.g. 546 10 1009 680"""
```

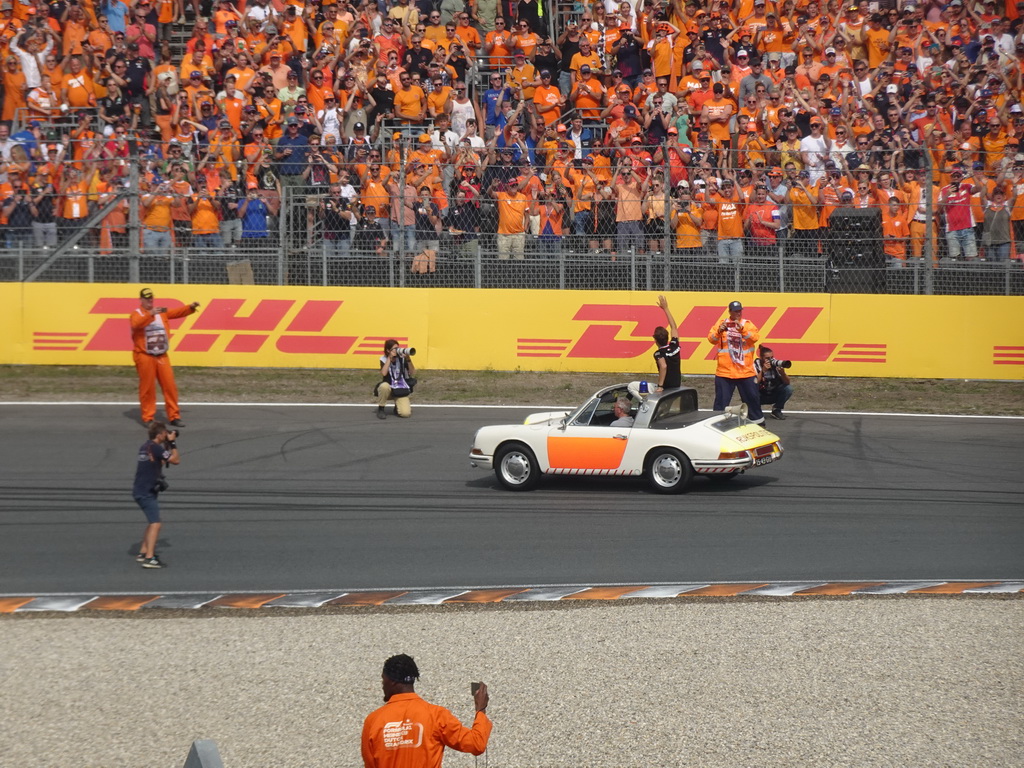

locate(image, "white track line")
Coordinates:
0 401 1021 419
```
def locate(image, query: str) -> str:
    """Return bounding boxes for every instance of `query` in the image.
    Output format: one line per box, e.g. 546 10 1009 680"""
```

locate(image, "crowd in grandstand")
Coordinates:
0 0 1022 268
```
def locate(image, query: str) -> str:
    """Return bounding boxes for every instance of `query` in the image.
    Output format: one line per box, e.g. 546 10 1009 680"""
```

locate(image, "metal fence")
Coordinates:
3 147 1022 296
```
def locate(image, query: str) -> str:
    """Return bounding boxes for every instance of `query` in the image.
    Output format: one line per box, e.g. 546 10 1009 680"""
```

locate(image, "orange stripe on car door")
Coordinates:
547 436 627 469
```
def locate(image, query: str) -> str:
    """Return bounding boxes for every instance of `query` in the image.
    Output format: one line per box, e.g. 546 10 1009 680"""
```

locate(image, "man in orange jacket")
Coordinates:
707 300 765 425
362 654 492 768
130 288 200 427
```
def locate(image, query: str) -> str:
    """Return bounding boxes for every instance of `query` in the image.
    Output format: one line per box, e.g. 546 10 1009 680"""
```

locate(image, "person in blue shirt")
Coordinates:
482 73 511 139
10 121 40 158
274 117 310 188
132 421 179 569
99 0 129 34
239 182 270 240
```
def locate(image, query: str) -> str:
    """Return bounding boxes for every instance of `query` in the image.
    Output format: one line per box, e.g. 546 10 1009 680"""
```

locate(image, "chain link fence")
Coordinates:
3 145 1022 295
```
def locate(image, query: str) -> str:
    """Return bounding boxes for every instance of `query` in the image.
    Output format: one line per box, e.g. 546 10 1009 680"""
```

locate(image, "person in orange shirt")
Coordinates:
646 23 678 80
568 37 601 84
532 68 563 126
130 287 201 427
483 16 513 68
393 70 426 124
570 65 604 121
670 181 704 253
489 171 532 259
709 175 745 254
860 12 891 69
787 169 821 256
700 82 735 148
57 165 91 238
361 654 491 768
188 177 222 250
881 195 911 263
61 56 98 110
141 179 175 252
707 299 765 424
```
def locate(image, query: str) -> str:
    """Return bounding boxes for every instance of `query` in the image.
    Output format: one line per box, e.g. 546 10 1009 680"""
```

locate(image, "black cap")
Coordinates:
354 122 365 130
140 288 154 299
728 300 743 312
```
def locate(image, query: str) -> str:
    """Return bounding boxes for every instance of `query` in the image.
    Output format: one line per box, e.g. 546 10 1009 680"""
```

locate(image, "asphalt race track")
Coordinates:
1 403 1021 595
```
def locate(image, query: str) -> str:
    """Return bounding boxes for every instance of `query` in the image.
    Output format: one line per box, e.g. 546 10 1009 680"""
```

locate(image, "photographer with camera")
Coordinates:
755 346 794 421
131 421 180 569
376 339 417 420
707 300 765 425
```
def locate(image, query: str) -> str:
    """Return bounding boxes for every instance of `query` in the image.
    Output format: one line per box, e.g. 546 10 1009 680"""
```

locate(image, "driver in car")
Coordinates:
610 397 635 427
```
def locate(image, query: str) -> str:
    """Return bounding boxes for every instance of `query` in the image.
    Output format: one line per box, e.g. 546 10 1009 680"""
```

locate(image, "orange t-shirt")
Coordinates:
789 187 819 231
532 84 563 126
191 194 220 235
882 209 910 258
496 190 529 234
142 193 174 229
361 693 491 768
393 85 425 123
62 71 96 108
711 193 745 238
702 97 734 143
360 177 390 218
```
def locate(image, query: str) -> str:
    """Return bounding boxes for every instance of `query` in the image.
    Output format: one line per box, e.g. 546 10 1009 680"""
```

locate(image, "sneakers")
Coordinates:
771 409 786 420
134 552 147 563
376 407 386 420
168 419 185 428
140 556 164 569
143 420 155 428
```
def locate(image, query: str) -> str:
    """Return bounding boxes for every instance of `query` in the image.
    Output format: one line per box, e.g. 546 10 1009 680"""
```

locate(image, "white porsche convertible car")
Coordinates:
469 383 783 493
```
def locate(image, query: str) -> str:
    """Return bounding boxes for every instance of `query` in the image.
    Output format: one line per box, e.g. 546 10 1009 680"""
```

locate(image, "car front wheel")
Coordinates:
494 443 540 491
645 448 694 494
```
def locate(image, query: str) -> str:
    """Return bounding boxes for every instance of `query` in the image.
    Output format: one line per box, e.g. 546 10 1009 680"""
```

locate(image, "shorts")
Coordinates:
135 494 161 524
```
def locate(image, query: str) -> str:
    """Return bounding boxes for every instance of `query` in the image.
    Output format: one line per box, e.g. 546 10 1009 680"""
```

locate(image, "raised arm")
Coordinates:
657 294 677 338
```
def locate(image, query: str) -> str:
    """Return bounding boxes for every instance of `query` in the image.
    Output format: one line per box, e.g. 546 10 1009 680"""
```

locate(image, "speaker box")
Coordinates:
825 207 885 292
826 207 884 268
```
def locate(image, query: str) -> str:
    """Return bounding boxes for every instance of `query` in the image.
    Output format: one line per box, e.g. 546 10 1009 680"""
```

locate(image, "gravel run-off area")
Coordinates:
3 598 1021 767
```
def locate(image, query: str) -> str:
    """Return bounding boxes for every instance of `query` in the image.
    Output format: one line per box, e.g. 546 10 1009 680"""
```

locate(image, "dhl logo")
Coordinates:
32 298 406 356
517 305 887 364
993 346 1024 365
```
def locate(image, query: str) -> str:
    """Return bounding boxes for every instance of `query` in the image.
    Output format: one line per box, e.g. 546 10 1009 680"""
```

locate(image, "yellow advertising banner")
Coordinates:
0 284 1020 379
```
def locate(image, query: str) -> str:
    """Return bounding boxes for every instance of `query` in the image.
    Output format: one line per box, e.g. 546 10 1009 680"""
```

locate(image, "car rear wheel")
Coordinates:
645 448 694 494
494 443 540 491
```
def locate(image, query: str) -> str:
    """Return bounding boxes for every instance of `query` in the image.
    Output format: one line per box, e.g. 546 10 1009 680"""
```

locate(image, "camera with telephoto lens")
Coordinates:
770 359 793 369
394 347 416 357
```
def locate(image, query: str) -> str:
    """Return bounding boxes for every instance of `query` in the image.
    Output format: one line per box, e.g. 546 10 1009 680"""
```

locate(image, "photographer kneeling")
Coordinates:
375 339 417 420
755 346 793 421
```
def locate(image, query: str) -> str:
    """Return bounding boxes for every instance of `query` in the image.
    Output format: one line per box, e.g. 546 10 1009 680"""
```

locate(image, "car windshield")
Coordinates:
568 389 634 427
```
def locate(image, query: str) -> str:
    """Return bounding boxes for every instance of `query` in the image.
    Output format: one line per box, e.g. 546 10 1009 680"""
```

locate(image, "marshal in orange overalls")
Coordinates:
129 289 199 424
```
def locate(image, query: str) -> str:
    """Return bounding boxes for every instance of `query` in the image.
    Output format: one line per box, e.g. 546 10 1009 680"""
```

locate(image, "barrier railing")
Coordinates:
4 144 1021 295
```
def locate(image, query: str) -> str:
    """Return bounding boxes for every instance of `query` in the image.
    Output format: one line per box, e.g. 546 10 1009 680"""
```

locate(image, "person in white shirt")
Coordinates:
10 28 55 89
316 94 343 141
